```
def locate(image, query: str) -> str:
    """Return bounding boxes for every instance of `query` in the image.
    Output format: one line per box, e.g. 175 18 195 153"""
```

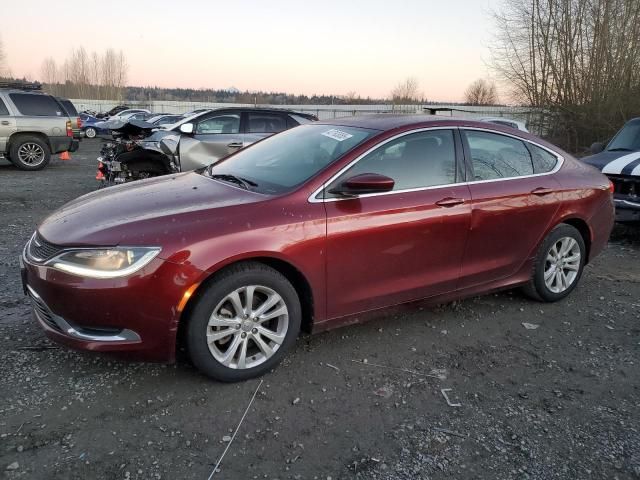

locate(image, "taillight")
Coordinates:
77 116 82 129
609 180 615 193
66 120 73 137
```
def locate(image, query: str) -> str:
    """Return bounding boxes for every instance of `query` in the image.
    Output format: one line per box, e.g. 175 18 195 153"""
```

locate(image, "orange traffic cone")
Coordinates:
59 151 71 161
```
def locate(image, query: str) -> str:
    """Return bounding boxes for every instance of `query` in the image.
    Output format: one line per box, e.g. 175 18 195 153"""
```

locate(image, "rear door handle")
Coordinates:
435 197 465 207
1 121 9 126
531 187 554 196
227 142 243 148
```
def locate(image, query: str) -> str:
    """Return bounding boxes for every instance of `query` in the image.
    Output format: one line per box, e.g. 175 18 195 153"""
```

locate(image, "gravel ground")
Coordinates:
1 140 639 479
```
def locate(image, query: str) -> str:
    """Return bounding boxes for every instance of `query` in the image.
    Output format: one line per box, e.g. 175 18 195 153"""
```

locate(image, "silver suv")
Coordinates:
0 83 79 170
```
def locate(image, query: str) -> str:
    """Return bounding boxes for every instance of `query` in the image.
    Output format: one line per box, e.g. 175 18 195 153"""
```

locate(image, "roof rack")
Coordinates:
0 81 43 91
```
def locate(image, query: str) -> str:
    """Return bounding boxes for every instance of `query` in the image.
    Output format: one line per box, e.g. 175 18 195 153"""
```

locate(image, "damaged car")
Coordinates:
582 117 640 222
21 116 614 382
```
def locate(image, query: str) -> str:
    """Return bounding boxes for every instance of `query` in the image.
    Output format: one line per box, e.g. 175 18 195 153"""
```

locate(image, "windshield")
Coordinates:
206 124 378 194
608 120 640 151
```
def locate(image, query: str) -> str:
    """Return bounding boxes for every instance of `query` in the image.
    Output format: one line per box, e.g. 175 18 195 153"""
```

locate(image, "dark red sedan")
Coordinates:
21 116 614 381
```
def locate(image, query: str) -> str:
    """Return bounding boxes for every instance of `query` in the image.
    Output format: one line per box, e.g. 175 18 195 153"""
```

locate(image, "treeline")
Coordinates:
492 0 640 152
40 47 128 100
124 86 394 105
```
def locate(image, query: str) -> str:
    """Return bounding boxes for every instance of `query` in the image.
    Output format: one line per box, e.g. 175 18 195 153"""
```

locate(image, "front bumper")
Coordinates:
614 196 640 222
21 248 203 362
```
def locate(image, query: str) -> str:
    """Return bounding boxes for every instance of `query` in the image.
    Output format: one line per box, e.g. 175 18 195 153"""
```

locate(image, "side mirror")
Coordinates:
330 173 395 196
159 137 178 156
179 123 194 134
590 142 605 155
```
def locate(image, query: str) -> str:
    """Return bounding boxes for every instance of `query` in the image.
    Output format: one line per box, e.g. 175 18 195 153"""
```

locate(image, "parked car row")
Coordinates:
94 107 318 186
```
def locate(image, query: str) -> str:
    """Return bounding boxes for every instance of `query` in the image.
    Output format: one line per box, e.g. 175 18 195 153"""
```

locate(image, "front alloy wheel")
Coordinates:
186 262 301 382
207 285 289 369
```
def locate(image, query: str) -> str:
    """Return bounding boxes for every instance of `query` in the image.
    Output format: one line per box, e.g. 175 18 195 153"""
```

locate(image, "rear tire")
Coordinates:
85 127 97 138
523 224 586 302
10 136 51 171
186 262 301 382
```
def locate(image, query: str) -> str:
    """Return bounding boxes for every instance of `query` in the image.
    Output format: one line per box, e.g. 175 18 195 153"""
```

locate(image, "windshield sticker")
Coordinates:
322 129 353 142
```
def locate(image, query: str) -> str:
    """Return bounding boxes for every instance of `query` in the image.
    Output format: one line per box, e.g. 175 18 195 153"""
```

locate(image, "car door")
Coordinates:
0 97 16 153
179 112 242 170
458 129 563 288
243 111 289 146
322 128 472 319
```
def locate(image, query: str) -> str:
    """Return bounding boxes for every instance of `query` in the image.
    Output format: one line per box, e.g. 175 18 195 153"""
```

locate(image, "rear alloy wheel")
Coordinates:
186 262 301 381
524 224 586 302
10 136 51 171
84 127 97 138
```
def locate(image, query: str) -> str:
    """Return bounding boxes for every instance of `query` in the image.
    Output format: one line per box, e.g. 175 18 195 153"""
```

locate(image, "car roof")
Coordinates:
315 114 469 131
316 114 533 132
206 106 312 116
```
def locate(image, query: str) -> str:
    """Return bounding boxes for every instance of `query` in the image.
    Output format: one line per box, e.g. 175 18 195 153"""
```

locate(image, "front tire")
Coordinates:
186 262 301 382
10 136 51 170
523 224 586 302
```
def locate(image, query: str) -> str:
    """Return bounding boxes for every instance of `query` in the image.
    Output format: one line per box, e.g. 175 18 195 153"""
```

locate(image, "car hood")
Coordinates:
38 172 266 248
582 150 640 176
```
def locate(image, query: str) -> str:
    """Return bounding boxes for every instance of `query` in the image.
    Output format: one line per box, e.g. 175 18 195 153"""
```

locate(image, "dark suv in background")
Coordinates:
0 83 79 170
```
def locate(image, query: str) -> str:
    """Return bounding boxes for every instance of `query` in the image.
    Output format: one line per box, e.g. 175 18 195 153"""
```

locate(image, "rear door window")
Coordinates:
247 113 287 133
196 113 241 134
9 93 65 117
0 98 9 116
464 130 533 181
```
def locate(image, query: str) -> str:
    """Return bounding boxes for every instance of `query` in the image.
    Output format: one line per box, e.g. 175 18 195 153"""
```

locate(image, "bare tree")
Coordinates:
0 34 10 78
40 57 59 95
465 79 498 105
491 0 640 151
343 90 358 103
390 77 423 104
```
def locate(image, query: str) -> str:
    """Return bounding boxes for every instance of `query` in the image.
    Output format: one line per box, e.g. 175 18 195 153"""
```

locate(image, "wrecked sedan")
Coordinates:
582 117 640 223
21 115 614 382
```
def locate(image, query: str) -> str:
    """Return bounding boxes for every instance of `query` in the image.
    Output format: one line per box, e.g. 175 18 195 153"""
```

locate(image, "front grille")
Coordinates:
28 232 63 262
28 289 63 333
608 174 640 198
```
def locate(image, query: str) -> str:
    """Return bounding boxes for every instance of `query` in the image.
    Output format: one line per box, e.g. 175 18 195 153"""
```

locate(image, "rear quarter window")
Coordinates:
528 144 559 173
0 98 9 116
60 99 78 116
9 93 65 117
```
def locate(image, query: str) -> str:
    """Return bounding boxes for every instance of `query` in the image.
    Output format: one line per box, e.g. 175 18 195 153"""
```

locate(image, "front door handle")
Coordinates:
0 121 9 126
531 187 554 196
435 197 465 207
227 142 243 148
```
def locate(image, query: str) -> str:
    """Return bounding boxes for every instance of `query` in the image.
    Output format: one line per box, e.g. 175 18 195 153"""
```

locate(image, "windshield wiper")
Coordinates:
209 173 257 190
607 147 634 152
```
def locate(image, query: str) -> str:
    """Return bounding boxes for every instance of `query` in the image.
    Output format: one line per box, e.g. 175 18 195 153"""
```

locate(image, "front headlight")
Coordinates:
47 247 161 279
138 140 161 150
